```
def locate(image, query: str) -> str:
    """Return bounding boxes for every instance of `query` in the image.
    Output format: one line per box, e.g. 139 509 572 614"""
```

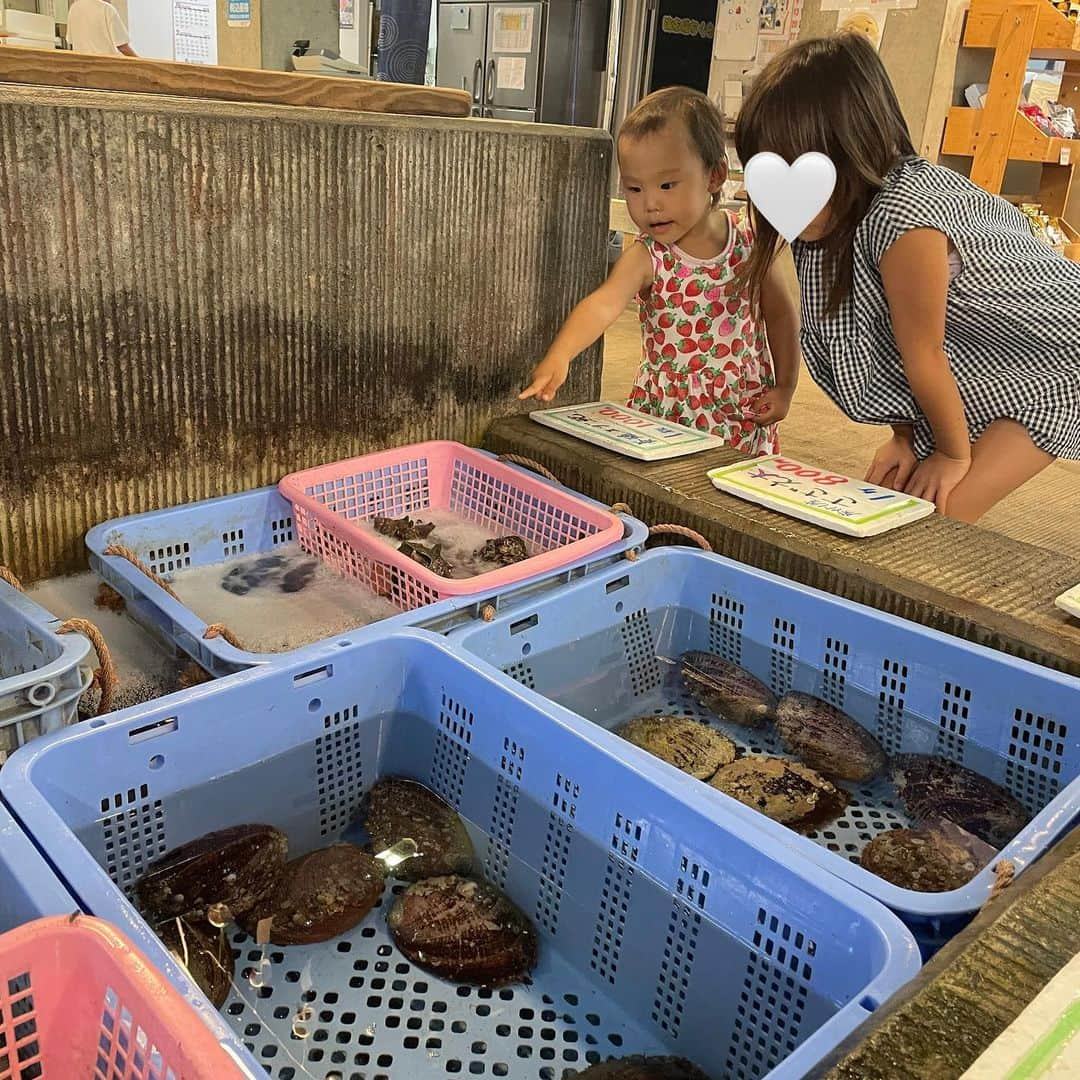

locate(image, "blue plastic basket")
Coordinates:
0 799 78 931
2 630 920 1080
86 464 647 677
0 577 94 763
445 547 1080 952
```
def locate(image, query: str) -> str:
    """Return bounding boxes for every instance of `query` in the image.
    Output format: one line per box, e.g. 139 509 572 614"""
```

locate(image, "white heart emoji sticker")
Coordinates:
743 152 838 244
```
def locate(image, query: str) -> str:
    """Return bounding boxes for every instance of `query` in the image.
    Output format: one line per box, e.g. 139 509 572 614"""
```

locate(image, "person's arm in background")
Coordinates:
108 3 138 57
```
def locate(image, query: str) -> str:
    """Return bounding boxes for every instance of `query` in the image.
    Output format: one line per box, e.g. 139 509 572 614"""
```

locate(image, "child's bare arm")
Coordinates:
879 228 971 511
749 258 800 424
520 242 653 402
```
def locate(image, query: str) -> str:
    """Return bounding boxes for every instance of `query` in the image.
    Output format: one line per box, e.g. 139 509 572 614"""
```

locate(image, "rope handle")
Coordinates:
647 524 713 552
497 454 561 485
0 566 23 590
204 623 245 650
57 618 118 716
986 859 1016 905
103 545 181 601
481 605 497 623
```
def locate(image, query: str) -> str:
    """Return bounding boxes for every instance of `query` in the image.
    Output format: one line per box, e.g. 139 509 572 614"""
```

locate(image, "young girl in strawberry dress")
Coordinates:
522 86 799 455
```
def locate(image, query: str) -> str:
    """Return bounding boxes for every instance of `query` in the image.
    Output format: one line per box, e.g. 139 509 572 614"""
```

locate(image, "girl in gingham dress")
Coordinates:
522 86 800 455
735 32 1080 522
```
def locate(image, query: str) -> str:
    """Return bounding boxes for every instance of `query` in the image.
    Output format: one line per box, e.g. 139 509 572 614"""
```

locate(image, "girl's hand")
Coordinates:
520 357 571 402
864 434 918 491
902 451 971 513
748 386 794 425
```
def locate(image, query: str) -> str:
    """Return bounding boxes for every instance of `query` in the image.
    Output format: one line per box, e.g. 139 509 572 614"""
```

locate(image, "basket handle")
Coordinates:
104 545 181 601
497 453 561 485
0 565 23 590
57 618 118 716
203 623 245 650
648 524 713 552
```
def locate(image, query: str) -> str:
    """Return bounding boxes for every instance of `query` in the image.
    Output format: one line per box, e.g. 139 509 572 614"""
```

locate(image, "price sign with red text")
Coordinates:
708 455 935 536
530 401 728 461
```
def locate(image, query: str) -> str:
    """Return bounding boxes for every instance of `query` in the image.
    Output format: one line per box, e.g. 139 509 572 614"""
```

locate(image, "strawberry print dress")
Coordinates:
627 209 778 455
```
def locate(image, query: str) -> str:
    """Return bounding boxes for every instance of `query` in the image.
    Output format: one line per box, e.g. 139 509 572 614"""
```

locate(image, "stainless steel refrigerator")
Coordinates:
436 1 609 124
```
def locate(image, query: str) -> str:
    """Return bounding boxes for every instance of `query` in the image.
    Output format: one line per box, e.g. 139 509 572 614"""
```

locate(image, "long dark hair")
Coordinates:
734 32 915 314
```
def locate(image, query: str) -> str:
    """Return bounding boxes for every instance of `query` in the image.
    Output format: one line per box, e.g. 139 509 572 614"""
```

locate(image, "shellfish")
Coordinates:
860 828 980 893
775 692 886 783
709 756 848 831
615 715 737 781
679 652 777 728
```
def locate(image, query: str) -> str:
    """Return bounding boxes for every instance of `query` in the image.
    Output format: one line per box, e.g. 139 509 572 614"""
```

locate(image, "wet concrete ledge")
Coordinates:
483 416 1080 677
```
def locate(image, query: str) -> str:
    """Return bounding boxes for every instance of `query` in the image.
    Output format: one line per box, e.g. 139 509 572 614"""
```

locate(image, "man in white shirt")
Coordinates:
67 0 138 56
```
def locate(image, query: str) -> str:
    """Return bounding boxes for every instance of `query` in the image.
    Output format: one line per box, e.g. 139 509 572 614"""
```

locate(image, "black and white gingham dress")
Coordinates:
792 157 1080 460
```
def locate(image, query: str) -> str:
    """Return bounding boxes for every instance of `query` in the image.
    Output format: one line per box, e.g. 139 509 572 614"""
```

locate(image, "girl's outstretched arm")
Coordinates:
879 228 971 513
520 242 653 402
750 258 800 424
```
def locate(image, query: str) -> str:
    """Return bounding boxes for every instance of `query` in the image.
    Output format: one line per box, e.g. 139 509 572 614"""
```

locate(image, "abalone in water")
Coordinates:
279 560 317 593
709 756 848 831
567 1057 711 1080
891 754 1031 848
399 540 455 578
241 843 385 946
157 917 234 1008
860 828 980 893
135 824 288 923
374 515 436 541
775 692 886 783
387 875 538 985
475 535 529 566
361 777 476 881
615 715 737 781
679 652 778 728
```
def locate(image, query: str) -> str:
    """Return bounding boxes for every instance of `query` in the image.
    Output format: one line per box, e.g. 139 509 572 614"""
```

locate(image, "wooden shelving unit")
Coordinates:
942 0 1080 233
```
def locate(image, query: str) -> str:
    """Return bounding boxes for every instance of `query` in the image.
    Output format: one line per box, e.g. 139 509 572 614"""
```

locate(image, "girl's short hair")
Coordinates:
734 32 916 314
619 86 728 204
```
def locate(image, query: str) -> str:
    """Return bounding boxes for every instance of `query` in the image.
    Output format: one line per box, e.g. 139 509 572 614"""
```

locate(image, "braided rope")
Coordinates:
103 545 181 601
987 859 1016 904
57 618 118 716
0 566 23 590
497 454 560 484
648 524 713 552
204 623 245 649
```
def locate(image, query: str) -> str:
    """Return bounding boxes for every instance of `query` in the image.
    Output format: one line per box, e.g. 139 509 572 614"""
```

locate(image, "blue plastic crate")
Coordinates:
1 577 94 761
2 630 919 1080
86 463 647 677
445 547 1080 953
0 799 79 931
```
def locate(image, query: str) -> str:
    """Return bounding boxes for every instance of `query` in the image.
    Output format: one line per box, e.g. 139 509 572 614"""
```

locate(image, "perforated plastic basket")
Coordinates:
87 479 645 678
445 548 1080 952
278 442 625 606
0 799 78 932
0 577 94 762
0 915 254 1078
1 631 920 1080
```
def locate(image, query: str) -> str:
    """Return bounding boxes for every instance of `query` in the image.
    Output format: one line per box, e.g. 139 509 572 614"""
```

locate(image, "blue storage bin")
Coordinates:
1 576 94 762
1 630 919 1079
0 798 79 931
86 464 647 677
445 548 1080 952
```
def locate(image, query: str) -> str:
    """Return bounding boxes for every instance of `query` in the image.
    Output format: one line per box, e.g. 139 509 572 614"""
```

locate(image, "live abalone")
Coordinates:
891 754 1031 848
475 535 529 566
860 828 980 893
374 515 436 541
709 756 849 831
615 715 737 781
399 540 455 578
679 651 778 728
360 776 476 881
775 692 886 783
567 1056 711 1079
387 874 538 985
241 843 384 945
135 824 288 924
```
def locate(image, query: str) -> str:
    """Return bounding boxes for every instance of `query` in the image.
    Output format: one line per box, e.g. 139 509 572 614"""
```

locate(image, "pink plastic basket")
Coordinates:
0 915 248 1079
278 442 624 605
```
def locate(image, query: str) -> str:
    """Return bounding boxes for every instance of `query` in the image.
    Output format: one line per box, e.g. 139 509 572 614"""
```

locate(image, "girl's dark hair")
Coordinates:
734 32 916 314
620 86 728 206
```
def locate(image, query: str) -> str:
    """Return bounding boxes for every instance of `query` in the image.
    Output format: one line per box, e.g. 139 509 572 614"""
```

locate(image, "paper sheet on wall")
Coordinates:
174 0 217 66
836 7 886 48
713 0 763 61
496 55 527 91
492 8 534 53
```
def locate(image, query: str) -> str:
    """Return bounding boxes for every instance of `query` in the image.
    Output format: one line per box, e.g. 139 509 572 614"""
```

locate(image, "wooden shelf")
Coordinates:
964 0 1080 59
943 106 1080 162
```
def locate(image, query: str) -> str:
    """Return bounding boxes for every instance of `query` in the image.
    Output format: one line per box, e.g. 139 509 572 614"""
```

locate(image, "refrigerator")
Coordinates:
436 1 609 125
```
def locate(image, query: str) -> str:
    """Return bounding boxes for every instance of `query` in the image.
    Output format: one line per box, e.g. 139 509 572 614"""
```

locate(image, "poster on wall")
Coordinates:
340 0 355 30
174 0 217 65
227 0 251 29
756 0 803 62
837 7 886 48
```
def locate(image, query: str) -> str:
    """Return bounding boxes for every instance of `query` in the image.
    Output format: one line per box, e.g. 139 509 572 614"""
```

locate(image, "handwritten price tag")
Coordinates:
708 455 936 537
530 401 727 461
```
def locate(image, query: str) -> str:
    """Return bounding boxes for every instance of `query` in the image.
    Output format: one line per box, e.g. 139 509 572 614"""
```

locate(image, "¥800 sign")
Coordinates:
661 16 715 39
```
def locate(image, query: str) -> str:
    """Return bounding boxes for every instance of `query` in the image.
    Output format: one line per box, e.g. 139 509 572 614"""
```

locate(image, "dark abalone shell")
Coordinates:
615 715 737 781
374 515 436 541
475 536 529 566
860 828 980 893
709 756 848 831
775 692 886 783
387 875 538 985
679 652 778 728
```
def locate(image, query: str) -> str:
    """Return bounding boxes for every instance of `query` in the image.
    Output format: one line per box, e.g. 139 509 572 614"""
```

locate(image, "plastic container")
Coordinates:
445 547 1080 952
2 630 920 1080
278 441 625 606
0 576 94 762
87 477 646 677
0 798 78 931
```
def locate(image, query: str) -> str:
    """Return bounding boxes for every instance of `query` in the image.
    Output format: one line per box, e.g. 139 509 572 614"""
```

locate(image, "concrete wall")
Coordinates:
261 0 338 71
0 86 610 579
